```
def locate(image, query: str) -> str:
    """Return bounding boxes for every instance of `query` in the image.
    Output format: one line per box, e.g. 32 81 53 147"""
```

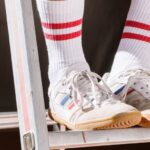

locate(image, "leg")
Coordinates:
36 0 140 130
109 0 150 80
36 0 90 87
107 0 150 127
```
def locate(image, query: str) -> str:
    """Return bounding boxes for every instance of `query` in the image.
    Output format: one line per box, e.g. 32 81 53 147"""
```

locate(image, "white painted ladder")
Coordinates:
3 0 150 150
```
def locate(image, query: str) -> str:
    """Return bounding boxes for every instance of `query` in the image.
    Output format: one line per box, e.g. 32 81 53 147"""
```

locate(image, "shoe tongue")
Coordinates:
67 70 89 77
68 71 113 108
74 72 94 97
68 71 99 104
78 76 92 91
75 73 110 105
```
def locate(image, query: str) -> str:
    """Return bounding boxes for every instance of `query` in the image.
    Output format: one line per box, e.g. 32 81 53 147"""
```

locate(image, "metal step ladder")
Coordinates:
3 0 150 149
1 112 150 150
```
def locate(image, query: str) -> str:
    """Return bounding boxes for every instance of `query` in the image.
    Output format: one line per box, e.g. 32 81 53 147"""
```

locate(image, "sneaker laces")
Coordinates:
63 71 114 112
118 69 150 102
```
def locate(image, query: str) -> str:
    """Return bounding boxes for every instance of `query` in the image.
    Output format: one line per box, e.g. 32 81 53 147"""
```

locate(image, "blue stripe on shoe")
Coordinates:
114 86 125 95
60 95 70 106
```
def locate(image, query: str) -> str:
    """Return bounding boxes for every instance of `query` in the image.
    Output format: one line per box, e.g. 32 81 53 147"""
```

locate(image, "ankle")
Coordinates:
49 62 90 87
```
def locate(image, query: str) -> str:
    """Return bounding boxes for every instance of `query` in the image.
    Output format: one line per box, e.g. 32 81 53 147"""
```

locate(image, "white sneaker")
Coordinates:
48 70 141 130
105 69 150 127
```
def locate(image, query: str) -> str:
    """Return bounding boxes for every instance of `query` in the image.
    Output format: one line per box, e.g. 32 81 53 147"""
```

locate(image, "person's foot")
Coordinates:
48 70 141 130
105 69 150 127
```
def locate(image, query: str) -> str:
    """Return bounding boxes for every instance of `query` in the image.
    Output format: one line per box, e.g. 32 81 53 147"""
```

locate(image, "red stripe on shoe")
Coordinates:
68 100 80 110
44 30 82 41
122 89 135 98
42 19 82 29
68 103 75 110
127 89 135 95
122 32 150 43
125 20 150 31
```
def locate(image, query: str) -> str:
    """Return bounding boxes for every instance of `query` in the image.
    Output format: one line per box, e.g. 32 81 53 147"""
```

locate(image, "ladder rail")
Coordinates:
4 0 49 149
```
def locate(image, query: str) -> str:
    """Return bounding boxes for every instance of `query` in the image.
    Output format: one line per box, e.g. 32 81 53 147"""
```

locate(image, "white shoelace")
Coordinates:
63 71 114 111
117 69 150 102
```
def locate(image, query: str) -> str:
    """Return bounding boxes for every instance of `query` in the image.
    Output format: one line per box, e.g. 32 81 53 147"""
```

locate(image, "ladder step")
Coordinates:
1 112 150 149
0 111 56 130
49 128 150 149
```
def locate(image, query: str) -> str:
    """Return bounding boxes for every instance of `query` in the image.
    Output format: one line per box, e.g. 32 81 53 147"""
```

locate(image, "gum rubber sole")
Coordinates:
139 114 150 128
48 109 141 130
96 111 141 130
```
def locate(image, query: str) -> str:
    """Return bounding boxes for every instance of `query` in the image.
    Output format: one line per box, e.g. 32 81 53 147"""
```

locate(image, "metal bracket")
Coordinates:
23 132 35 150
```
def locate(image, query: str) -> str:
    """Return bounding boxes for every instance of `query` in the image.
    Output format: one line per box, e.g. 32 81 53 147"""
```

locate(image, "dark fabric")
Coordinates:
0 0 16 111
0 0 131 111
83 0 131 74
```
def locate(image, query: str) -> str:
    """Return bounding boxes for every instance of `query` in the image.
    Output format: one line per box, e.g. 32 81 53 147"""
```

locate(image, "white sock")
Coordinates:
109 0 150 81
36 0 90 86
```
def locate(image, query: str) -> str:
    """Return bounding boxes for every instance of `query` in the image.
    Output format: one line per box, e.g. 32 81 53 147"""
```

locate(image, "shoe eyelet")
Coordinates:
91 98 94 102
140 87 144 90
133 82 137 85
62 80 66 86
84 94 87 98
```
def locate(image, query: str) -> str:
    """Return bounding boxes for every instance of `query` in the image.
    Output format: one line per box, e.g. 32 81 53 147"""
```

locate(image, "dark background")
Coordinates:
0 0 150 149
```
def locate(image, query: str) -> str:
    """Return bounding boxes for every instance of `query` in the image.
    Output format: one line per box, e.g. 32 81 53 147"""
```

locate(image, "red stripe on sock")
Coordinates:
42 19 82 29
122 32 150 43
125 20 150 31
44 30 82 41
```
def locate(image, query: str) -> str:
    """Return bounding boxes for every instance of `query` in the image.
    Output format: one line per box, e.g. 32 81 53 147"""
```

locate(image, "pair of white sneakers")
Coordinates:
48 69 150 130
